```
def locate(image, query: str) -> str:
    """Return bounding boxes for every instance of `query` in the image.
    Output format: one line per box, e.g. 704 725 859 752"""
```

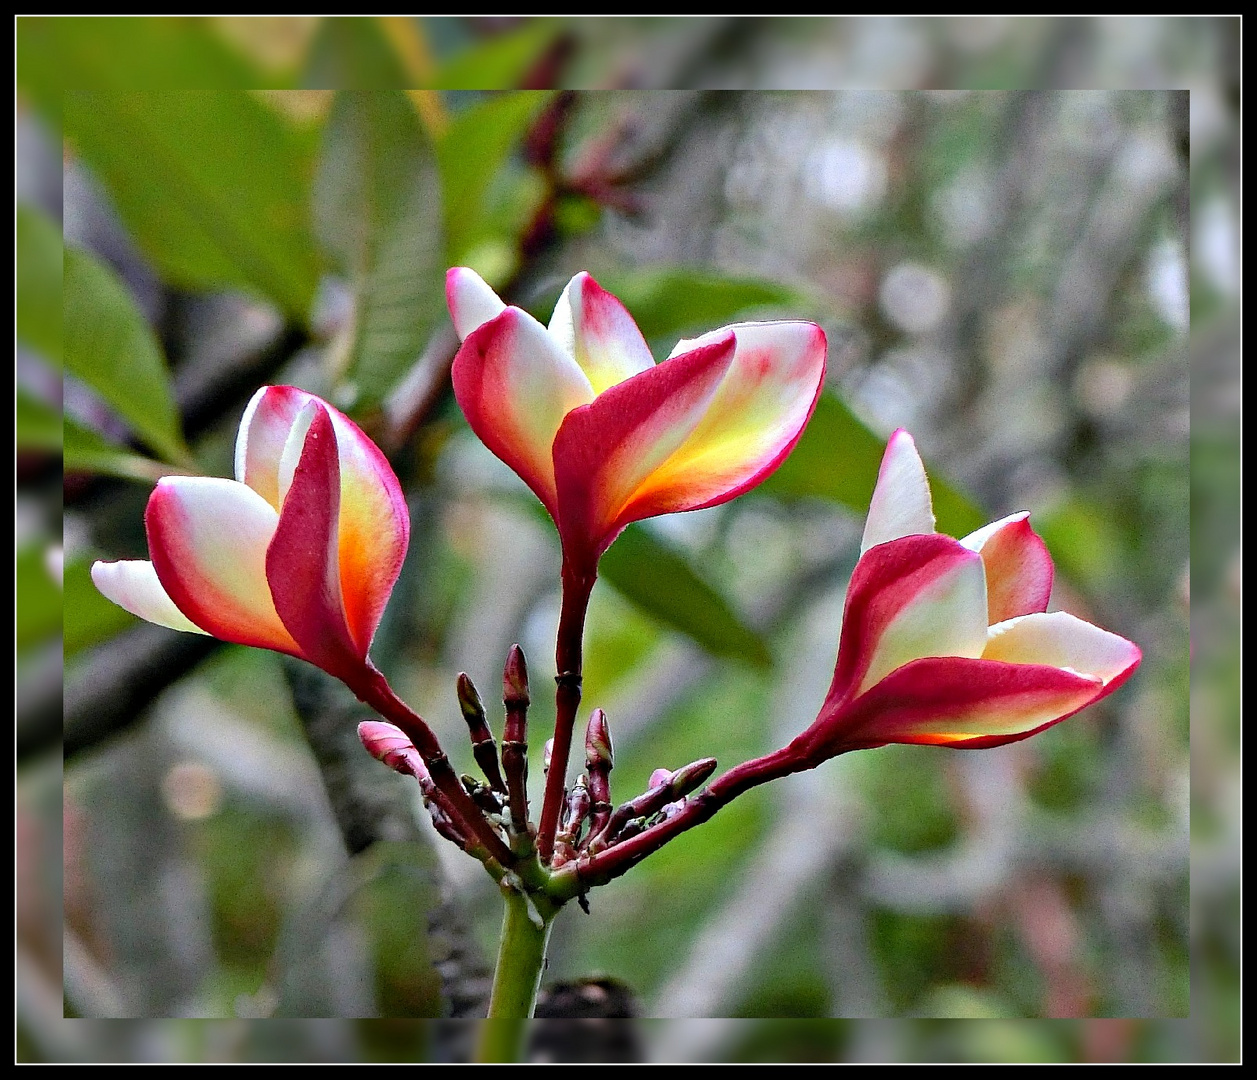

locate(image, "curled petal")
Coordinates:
266 404 362 679
805 656 1108 755
453 307 596 517
983 611 1142 688
90 560 208 636
960 512 1054 623
552 334 736 571
446 266 507 341
548 272 655 395
827 534 989 705
235 385 307 510
147 477 298 655
860 428 935 553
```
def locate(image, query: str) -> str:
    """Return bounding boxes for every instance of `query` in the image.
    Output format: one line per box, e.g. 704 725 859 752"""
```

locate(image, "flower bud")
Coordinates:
584 708 614 771
358 720 428 780
503 643 530 707
668 757 717 799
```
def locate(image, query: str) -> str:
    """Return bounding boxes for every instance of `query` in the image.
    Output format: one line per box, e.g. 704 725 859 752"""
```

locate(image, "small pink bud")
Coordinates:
358 721 429 780
648 768 673 790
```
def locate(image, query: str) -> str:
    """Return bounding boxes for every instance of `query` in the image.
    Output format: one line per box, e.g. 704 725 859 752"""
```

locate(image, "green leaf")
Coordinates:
64 557 137 657
63 90 320 318
303 17 412 88
15 388 62 452
63 418 176 484
19 16 262 95
435 21 560 90
16 545 62 652
600 524 772 669
16 204 63 368
759 392 987 538
312 90 444 405
600 268 803 343
437 90 552 265
63 247 189 465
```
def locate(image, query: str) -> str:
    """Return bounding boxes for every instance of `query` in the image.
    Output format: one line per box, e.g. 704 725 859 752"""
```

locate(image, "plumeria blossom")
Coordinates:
91 386 409 685
447 267 827 579
790 430 1140 759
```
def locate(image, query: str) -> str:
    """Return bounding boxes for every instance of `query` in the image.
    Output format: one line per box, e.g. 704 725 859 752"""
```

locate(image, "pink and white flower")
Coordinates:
446 267 827 578
792 430 1141 757
91 386 409 683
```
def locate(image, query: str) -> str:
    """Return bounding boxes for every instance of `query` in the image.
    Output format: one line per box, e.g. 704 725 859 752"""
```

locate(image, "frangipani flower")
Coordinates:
447 267 827 579
91 386 409 685
791 430 1140 759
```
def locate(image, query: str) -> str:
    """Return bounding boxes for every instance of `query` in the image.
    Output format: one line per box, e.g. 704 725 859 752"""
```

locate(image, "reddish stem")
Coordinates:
349 665 515 868
536 564 595 864
575 744 807 886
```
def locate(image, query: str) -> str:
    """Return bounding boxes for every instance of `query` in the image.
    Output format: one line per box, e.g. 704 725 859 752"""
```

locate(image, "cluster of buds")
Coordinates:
358 645 719 893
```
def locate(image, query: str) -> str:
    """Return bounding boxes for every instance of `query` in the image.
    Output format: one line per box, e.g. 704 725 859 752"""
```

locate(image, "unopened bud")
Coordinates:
584 709 614 771
543 738 554 773
647 768 672 790
503 644 530 706
457 673 490 737
668 757 717 799
358 721 429 781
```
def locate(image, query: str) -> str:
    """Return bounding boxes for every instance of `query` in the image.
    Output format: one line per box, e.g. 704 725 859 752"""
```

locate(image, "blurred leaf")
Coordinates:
437 90 552 265
63 246 190 465
600 524 772 669
64 557 137 657
435 21 559 89
16 203 62 368
759 392 986 537
313 90 444 405
64 90 320 318
601 269 803 343
16 545 61 652
62 418 176 483
304 17 410 88
18 17 266 137
15 389 62 453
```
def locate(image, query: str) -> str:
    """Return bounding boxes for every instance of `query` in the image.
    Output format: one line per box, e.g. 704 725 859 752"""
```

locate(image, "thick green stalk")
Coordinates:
476 886 557 1061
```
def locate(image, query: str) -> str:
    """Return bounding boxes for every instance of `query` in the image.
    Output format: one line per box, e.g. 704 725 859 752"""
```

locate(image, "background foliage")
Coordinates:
17 15 1236 1064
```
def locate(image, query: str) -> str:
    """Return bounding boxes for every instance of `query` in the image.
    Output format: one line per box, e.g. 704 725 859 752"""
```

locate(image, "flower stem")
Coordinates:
476 886 558 1061
536 565 594 864
576 744 806 887
351 666 516 868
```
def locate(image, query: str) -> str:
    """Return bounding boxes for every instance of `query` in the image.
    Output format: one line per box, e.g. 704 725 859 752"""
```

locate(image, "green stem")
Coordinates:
476 886 557 1061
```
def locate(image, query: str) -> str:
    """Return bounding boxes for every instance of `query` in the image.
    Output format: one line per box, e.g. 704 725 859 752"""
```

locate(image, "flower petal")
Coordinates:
960 512 1054 623
266 404 363 680
447 266 507 341
983 611 1142 687
551 333 737 571
147 477 299 655
860 428 935 553
323 409 410 659
241 387 409 658
804 655 1108 755
90 560 209 635
619 320 826 520
453 306 595 517
234 385 307 510
826 533 989 705
548 272 655 395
